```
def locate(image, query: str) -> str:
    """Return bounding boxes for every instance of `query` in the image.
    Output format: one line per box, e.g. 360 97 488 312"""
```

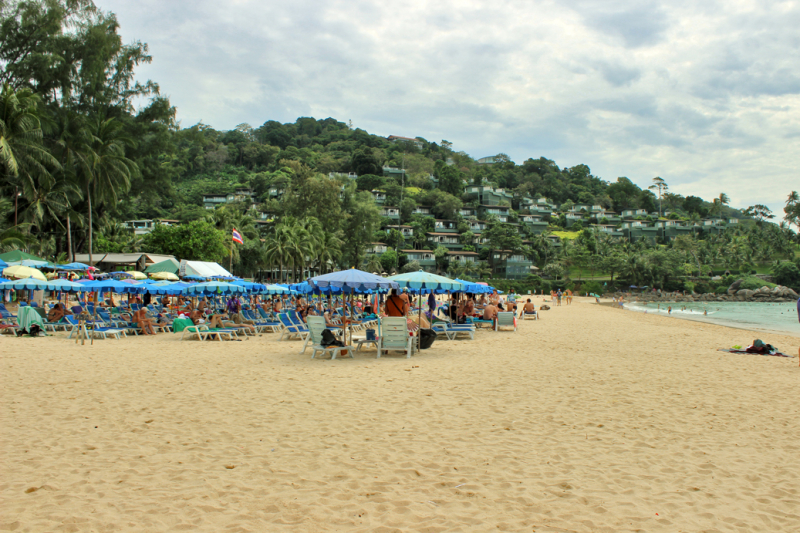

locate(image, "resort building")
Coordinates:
366 243 389 255
402 250 436 272
491 252 534 280
202 188 255 209
385 225 414 238
448 251 479 263
426 233 462 250
380 206 400 220
463 186 514 206
123 219 180 235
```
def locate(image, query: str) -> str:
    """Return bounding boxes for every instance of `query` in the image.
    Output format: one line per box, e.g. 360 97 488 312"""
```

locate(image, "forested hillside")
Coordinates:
2 0 799 290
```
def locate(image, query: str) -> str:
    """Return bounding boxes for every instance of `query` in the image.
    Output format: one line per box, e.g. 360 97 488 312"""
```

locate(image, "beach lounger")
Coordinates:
377 317 415 358
242 309 281 332
432 319 476 340
277 313 310 342
522 311 538 320
305 316 351 359
0 303 17 322
64 316 126 339
180 324 236 341
495 312 517 332
467 316 494 328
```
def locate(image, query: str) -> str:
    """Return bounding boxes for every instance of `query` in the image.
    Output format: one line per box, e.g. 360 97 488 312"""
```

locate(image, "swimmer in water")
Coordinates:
704 309 707 316
668 306 672 315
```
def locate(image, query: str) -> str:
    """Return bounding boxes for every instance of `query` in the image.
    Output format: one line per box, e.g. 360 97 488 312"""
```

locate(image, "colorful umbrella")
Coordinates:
389 270 463 293
150 271 180 281
3 265 47 281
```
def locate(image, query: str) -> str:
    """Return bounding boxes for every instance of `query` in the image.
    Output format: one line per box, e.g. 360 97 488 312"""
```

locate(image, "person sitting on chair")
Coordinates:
483 302 498 328
385 289 407 317
520 299 538 319
132 307 157 335
47 303 67 323
208 312 256 334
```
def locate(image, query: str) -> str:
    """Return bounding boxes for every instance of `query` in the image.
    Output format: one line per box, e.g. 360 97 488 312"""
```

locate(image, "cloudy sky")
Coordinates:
98 0 799 215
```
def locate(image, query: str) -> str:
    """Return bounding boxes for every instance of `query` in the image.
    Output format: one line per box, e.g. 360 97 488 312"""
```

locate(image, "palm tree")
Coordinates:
364 255 382 273
78 116 137 266
0 84 60 222
648 177 668 217
712 193 730 217
264 223 294 283
316 230 344 274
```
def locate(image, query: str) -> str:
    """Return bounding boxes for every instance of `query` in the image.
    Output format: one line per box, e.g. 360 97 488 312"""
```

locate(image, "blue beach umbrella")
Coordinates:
0 277 57 291
453 278 486 293
231 280 267 292
0 258 7 269
56 262 92 271
309 268 398 293
182 281 247 296
388 270 463 294
143 282 188 295
81 279 141 294
47 279 86 292
262 283 290 295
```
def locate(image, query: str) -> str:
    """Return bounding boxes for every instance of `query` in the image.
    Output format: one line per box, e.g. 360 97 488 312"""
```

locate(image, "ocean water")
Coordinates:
624 300 800 337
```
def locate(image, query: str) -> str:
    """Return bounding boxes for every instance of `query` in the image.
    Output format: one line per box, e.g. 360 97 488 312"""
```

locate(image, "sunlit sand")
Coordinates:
1 297 798 532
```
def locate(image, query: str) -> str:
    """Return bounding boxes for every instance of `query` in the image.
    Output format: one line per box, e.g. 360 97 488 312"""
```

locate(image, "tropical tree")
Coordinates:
784 191 799 230
80 116 137 266
711 193 730 217
648 177 668 217
0 84 59 221
364 255 382 273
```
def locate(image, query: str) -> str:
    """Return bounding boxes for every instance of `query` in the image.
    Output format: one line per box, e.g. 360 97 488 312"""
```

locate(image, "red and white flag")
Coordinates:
232 228 243 244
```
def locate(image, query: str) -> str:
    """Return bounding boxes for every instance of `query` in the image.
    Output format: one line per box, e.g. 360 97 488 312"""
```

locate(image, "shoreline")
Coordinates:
623 300 800 339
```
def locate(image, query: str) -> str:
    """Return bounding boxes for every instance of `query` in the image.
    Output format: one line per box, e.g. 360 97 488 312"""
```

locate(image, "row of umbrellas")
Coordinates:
0 278 291 296
1 267 497 298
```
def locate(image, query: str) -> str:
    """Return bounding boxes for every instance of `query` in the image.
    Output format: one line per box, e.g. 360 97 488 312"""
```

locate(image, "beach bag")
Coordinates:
321 329 343 347
419 328 436 350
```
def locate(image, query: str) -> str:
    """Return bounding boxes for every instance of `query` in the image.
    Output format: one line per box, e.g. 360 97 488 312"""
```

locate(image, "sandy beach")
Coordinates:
1 297 798 532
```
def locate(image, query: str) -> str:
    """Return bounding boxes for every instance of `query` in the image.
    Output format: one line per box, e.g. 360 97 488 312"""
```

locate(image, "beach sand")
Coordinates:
1 297 798 532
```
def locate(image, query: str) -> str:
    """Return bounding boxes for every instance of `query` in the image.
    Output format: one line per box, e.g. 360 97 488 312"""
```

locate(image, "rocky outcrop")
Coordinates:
612 284 798 303
727 279 743 295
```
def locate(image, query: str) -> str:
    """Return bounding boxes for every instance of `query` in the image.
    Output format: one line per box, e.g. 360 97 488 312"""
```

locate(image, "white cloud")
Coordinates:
99 0 800 215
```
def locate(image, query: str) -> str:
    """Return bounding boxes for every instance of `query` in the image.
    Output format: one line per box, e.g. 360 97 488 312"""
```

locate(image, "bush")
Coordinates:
582 281 603 295
694 281 712 294
737 276 777 291
772 260 800 289
684 281 695 293
714 286 728 294
540 281 551 294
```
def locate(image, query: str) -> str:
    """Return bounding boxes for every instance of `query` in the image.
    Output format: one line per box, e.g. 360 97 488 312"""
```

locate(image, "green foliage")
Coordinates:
142 220 227 262
380 249 398 273
771 260 800 288
737 276 778 291
582 281 603 295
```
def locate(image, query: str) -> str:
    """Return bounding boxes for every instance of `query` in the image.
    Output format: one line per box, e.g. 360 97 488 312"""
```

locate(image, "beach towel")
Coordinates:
717 349 794 358
17 307 46 336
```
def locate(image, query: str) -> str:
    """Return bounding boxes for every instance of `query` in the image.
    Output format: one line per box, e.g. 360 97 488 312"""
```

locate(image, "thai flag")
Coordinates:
232 228 244 244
